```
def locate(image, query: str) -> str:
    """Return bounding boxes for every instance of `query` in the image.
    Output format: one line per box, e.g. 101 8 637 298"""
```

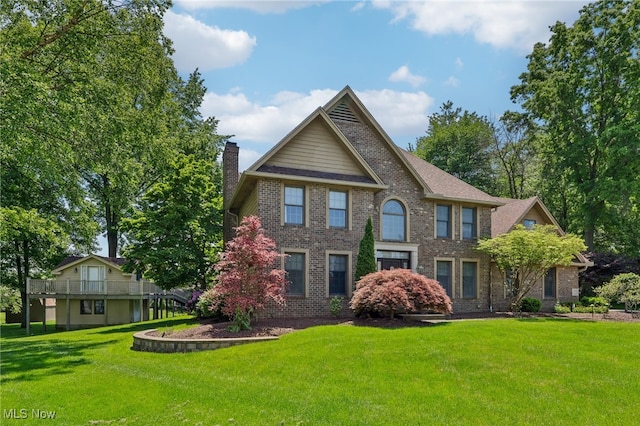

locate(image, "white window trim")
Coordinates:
379 196 410 242
281 248 310 298
434 203 454 239
460 258 480 299
434 257 456 299
326 188 352 230
460 205 479 240
325 251 352 298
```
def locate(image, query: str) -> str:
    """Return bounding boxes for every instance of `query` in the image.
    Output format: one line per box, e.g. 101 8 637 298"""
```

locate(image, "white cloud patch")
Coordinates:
202 88 434 148
389 65 427 88
455 57 464 69
238 148 263 172
372 1 586 52
175 0 328 13
444 76 460 88
163 10 256 72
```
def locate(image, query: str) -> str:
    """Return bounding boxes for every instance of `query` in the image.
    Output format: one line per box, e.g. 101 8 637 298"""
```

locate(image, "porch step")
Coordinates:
399 313 450 322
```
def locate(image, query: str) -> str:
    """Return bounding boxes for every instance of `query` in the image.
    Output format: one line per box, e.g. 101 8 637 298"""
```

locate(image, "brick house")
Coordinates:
223 86 589 317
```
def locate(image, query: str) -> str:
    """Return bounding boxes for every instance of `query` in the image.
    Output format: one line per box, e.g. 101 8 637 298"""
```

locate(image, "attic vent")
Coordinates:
328 102 359 123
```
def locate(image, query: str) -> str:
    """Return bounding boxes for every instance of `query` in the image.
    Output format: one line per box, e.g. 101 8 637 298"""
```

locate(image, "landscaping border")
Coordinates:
131 329 279 353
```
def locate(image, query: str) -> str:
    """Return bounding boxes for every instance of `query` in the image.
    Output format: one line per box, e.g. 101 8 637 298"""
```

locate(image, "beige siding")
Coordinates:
521 205 549 226
55 257 132 282
239 185 258 219
267 119 365 176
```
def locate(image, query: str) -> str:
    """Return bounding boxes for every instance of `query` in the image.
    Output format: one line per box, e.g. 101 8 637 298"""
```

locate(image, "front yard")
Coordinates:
1 315 638 424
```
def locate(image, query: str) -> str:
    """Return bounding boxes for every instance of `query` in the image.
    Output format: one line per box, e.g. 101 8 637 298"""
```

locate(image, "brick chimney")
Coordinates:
223 141 239 242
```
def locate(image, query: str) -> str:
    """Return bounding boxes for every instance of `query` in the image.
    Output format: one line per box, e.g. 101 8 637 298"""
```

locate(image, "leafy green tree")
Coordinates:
595 273 640 314
511 0 640 254
477 224 587 312
121 154 223 290
355 217 377 282
415 101 496 194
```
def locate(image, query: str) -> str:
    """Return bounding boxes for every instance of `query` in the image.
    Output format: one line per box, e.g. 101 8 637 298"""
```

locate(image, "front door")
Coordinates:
380 259 407 270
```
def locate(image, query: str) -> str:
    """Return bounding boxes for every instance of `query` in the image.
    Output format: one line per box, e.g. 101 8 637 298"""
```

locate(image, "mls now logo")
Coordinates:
4 408 56 420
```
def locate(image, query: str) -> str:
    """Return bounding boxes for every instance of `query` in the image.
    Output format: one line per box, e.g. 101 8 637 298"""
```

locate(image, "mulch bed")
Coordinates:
159 310 638 340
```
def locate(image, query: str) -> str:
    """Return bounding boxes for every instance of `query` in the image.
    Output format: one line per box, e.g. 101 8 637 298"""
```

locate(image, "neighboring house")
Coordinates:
223 86 588 317
26 255 158 331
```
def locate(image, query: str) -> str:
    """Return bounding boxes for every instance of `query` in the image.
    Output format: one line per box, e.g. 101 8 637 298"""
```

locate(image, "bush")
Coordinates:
349 269 452 318
520 297 541 312
580 296 608 307
553 303 571 314
571 305 608 314
194 289 228 320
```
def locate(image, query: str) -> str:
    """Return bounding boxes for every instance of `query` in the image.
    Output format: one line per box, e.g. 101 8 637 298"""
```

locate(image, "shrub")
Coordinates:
355 217 377 281
520 297 541 312
194 289 228 319
329 296 344 318
553 303 571 314
580 296 608 307
349 269 452 318
571 304 608 314
595 273 640 313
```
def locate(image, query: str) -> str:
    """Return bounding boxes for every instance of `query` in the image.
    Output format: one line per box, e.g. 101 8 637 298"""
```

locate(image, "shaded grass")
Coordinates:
1 317 638 425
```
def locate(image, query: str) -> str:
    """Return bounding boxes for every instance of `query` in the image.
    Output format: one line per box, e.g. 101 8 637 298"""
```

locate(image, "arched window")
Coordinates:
382 200 406 241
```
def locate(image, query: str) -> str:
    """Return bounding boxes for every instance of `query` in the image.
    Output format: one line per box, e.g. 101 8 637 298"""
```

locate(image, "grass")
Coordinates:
1 316 639 425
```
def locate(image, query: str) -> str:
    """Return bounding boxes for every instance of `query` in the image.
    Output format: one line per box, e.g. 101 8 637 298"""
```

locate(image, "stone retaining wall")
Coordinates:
131 329 279 353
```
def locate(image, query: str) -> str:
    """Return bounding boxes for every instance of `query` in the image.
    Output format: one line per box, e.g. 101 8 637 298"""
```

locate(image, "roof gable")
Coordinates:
53 255 127 274
491 196 559 237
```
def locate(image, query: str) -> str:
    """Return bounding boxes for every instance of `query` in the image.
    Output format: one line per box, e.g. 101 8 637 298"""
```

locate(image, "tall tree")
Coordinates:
355 217 377 282
414 101 496 194
511 0 640 253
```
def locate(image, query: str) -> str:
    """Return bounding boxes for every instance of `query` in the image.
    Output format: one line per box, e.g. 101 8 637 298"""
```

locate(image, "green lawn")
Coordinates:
1 316 638 425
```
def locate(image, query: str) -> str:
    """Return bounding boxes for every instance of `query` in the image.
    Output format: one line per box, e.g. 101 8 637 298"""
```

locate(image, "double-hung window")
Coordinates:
284 186 304 225
436 205 452 238
329 190 347 228
544 267 556 299
328 254 348 296
462 261 478 299
285 252 305 296
436 260 453 297
462 207 477 240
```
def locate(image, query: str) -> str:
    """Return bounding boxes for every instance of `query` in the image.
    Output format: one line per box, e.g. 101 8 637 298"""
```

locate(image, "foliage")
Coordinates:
579 296 608 308
415 101 496 194
595 273 640 313
350 269 452 318
355 217 377 282
519 297 541 313
121 153 223 290
553 303 571 314
0 286 22 314
579 252 640 296
206 216 287 331
329 296 344 318
571 305 609 314
511 0 640 254
477 224 587 312
194 290 227 320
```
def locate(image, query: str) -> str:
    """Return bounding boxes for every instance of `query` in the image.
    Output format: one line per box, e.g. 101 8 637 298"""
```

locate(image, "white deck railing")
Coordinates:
27 279 163 296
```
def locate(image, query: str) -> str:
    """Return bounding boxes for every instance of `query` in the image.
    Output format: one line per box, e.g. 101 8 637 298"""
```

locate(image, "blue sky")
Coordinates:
101 0 592 255
164 0 590 171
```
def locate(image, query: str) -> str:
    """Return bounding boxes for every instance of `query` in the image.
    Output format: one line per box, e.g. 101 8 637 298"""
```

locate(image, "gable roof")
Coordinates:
53 255 127 274
491 196 592 266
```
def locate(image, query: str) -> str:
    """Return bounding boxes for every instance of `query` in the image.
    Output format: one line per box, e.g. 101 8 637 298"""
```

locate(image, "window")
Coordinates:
544 267 556 299
462 261 478 299
382 200 406 241
285 252 305 296
329 254 348 295
436 260 453 297
505 269 519 298
329 190 347 228
436 205 452 238
462 207 477 240
94 300 105 315
284 186 304 225
524 219 536 229
80 300 92 314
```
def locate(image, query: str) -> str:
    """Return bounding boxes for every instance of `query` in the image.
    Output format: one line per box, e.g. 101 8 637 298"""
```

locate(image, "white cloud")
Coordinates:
238 148 263 172
444 76 460 88
175 0 328 13
202 88 434 149
455 57 464 69
163 10 256 72
372 1 587 52
389 65 427 88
